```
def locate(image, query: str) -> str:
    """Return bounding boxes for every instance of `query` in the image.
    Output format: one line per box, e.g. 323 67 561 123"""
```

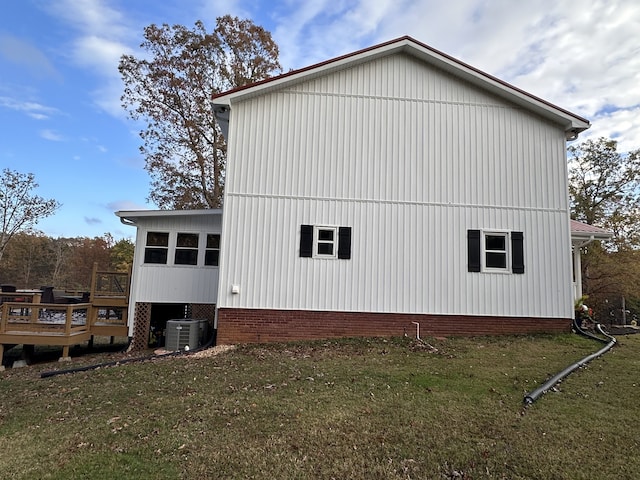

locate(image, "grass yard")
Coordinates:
1 333 639 479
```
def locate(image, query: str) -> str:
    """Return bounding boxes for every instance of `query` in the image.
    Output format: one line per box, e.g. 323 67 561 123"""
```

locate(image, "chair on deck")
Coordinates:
1 284 25 304
40 286 55 304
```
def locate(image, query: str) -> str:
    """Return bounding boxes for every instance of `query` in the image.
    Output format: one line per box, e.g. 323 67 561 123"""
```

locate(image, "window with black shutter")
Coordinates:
468 229 524 274
300 224 352 260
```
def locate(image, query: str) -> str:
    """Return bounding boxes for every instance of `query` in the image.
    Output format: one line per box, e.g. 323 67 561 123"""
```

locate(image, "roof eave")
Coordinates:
116 209 223 226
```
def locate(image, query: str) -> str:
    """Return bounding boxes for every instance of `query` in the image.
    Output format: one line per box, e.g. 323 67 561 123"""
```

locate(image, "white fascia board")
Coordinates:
116 209 223 226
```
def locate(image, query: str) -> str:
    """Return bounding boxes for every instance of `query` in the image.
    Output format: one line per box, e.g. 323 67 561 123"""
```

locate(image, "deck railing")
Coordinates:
0 264 131 362
0 302 91 336
90 263 130 300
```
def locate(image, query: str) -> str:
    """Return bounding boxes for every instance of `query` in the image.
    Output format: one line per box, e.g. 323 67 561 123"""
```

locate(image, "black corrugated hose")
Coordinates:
523 319 617 405
40 330 218 379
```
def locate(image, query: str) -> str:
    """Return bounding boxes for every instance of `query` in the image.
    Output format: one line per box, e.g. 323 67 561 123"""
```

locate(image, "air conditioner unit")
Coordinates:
165 319 208 351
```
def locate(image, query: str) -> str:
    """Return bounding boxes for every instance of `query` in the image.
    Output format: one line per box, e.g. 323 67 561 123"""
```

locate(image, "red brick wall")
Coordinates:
216 308 572 344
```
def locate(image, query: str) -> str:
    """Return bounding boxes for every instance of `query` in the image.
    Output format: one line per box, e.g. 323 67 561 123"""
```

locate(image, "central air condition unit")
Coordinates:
165 319 208 351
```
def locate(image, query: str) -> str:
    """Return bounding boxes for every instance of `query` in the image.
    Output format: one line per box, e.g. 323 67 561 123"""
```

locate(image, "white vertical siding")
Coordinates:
128 213 221 306
218 53 573 319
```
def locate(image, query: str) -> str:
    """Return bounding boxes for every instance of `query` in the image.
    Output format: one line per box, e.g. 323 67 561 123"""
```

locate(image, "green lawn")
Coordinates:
1 333 639 479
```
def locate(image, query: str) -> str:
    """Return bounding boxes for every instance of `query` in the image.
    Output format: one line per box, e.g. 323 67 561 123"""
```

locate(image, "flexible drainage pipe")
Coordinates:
40 330 218 379
523 320 616 405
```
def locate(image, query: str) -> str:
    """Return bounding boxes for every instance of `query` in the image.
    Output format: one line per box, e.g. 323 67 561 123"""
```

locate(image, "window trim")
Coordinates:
174 232 200 266
141 231 222 267
482 230 510 272
300 224 351 260
468 229 524 274
314 226 338 258
204 233 221 267
144 231 169 264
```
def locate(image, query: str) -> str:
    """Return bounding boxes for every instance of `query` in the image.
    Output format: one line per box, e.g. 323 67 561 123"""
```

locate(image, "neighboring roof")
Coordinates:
213 36 590 140
116 209 223 226
570 219 613 242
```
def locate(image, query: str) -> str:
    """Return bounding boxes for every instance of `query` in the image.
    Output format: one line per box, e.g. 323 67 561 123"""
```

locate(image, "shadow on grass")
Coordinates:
1 337 130 368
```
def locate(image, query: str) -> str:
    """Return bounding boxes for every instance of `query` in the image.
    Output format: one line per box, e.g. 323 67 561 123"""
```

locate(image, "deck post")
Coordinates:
0 343 4 371
1 303 7 333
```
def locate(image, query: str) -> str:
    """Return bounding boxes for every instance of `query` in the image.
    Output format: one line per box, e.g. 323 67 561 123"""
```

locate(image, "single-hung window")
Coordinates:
315 227 337 258
205 234 220 266
300 224 351 259
175 233 199 265
467 230 524 274
484 232 508 270
144 232 169 264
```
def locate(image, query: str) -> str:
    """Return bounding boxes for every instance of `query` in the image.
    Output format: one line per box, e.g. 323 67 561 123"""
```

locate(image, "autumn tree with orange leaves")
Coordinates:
119 16 281 209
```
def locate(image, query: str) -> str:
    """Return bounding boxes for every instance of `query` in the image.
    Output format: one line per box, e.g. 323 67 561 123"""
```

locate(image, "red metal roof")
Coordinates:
570 219 612 237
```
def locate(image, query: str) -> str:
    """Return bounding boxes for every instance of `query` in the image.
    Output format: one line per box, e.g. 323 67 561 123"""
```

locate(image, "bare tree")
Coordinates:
0 168 60 263
119 16 281 209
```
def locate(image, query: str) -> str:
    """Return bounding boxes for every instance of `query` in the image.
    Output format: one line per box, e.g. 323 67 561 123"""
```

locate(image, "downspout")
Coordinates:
572 235 594 300
523 319 616 405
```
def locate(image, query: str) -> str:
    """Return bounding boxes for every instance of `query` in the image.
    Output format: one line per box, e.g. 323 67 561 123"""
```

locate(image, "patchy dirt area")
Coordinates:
1 340 236 379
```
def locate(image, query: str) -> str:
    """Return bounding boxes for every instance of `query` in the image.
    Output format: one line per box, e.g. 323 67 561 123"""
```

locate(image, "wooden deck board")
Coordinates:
0 331 92 346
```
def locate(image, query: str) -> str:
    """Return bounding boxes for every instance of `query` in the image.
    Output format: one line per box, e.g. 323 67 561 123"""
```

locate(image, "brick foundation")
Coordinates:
215 308 572 344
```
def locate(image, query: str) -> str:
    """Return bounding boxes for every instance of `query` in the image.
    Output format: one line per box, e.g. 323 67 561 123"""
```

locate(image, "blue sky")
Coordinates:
1 0 639 240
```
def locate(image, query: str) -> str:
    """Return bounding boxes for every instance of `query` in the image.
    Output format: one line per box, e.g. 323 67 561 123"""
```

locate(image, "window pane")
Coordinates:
206 234 220 249
486 252 506 269
318 243 334 255
147 232 169 247
175 249 198 265
177 233 199 248
485 235 506 251
318 229 334 241
144 248 168 264
205 250 219 266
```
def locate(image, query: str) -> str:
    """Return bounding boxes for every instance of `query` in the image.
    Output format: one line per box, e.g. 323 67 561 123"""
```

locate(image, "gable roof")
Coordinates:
213 36 590 140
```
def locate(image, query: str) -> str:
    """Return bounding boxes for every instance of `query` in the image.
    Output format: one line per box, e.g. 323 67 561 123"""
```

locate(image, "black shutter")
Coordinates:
511 231 524 274
467 230 481 272
300 225 313 257
338 227 352 259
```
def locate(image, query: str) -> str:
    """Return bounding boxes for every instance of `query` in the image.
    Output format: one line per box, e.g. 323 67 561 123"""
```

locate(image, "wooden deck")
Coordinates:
0 264 130 365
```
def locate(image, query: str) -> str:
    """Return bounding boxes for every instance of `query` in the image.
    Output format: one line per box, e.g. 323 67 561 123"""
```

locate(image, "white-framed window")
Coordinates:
467 229 524 274
299 224 352 260
483 231 509 271
175 232 199 265
205 234 220 266
315 226 337 258
143 231 222 266
144 231 169 264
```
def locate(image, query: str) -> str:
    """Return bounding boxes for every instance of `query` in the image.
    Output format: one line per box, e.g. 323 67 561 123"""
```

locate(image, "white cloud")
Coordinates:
84 216 103 225
40 129 65 141
43 0 136 119
107 200 149 212
0 96 59 120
